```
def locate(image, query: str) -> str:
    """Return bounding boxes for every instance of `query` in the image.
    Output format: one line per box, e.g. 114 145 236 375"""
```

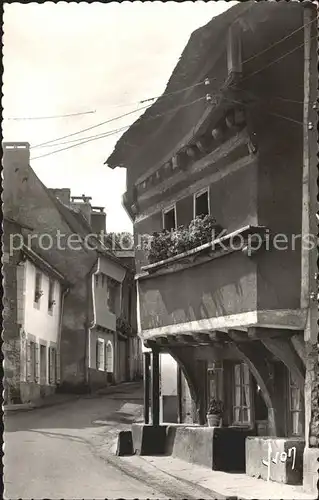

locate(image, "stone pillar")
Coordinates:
143 351 150 424
303 342 319 496
151 348 160 426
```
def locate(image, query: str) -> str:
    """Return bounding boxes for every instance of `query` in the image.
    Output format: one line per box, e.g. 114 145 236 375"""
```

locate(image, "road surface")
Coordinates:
4 384 167 499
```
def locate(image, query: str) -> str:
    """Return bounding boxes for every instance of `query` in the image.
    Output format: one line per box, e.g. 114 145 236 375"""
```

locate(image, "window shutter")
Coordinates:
56 349 61 384
49 347 53 384
35 344 40 382
26 340 31 382
104 344 108 372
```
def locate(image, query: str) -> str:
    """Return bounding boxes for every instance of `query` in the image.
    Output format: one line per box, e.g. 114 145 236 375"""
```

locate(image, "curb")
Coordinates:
4 394 81 414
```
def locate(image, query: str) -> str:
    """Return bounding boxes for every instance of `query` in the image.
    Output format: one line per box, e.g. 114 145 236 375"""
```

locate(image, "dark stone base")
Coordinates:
303 447 319 496
246 437 305 485
131 423 167 455
116 431 133 456
167 425 252 471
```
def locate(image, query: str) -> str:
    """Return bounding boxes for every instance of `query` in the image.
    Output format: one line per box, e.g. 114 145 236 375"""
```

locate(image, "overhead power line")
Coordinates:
30 102 152 149
30 20 318 159
30 96 207 160
242 14 318 66
5 110 96 121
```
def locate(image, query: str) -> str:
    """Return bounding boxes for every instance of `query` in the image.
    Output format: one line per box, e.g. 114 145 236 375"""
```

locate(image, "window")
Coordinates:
107 278 118 314
96 339 104 370
194 189 209 218
40 344 47 385
207 361 223 406
163 205 176 231
95 275 99 287
49 347 57 384
34 271 42 303
29 341 38 382
289 372 303 436
233 363 252 425
48 279 55 312
105 341 114 373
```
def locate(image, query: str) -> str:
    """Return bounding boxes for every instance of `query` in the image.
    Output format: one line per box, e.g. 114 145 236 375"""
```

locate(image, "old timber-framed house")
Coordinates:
106 2 318 493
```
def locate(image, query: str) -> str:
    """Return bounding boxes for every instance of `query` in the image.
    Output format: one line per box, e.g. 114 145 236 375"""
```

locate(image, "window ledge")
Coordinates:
137 225 267 280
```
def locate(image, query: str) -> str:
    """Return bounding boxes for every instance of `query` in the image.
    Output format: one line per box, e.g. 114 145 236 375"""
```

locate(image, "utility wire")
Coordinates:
30 80 211 148
235 35 318 85
30 96 207 160
31 102 152 149
241 15 318 66
30 22 318 152
6 110 96 121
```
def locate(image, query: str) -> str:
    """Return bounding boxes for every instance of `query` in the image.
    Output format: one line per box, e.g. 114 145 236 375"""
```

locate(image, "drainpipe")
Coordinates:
86 260 99 386
57 286 70 387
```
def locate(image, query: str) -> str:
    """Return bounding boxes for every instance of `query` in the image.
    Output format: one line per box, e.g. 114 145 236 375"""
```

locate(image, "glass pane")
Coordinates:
234 364 241 383
234 407 240 422
292 412 300 435
242 408 249 423
243 364 250 384
243 383 251 408
291 388 301 410
235 385 241 406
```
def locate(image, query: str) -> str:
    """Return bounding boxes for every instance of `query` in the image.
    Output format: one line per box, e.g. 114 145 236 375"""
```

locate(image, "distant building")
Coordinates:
3 143 142 404
105 2 318 495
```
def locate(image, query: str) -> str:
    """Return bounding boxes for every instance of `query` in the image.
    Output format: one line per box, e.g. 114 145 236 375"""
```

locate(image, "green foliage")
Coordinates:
147 215 222 265
207 398 224 416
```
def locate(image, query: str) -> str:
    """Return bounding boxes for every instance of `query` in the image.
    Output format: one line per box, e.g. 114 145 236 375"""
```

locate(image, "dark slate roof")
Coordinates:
22 244 69 285
105 1 304 175
45 190 131 270
105 2 250 172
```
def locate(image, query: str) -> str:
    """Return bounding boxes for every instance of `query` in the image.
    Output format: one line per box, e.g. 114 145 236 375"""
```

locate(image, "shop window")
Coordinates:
289 372 303 436
194 189 209 218
163 205 176 231
233 363 252 425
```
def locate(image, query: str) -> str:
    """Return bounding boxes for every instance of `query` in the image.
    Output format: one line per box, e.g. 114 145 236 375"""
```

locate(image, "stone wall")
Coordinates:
3 220 23 403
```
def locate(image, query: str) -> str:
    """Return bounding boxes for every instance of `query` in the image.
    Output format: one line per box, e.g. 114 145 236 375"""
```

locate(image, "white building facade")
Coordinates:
17 246 66 403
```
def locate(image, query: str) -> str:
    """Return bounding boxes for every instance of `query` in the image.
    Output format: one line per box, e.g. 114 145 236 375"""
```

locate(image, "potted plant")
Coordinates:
207 398 224 427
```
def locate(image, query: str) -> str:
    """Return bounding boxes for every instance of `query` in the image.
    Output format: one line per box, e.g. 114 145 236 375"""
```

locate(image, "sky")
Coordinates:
3 1 235 233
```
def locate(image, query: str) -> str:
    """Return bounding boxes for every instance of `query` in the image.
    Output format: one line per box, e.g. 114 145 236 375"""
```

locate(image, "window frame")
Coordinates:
96 339 105 371
193 187 210 219
48 279 55 313
107 277 119 314
29 340 38 382
49 346 57 385
34 271 42 307
162 203 177 231
288 372 304 437
232 363 253 426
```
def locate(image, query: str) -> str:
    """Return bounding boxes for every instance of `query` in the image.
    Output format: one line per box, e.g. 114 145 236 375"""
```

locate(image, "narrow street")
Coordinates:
4 383 169 500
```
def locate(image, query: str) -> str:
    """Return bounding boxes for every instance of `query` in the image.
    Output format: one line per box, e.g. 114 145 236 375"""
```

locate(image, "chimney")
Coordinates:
3 142 30 168
48 188 71 206
90 206 106 234
2 142 31 219
70 194 92 225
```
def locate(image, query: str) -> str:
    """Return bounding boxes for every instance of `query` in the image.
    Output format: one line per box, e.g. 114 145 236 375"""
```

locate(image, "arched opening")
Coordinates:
105 341 114 373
